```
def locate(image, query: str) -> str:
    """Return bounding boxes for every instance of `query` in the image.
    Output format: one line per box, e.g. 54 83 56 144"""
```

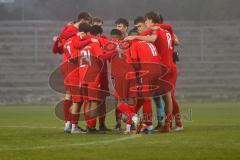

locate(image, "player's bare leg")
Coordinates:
141 99 154 134
172 92 184 131
160 92 173 133
70 101 86 134
85 100 99 133
153 96 165 130
98 98 111 132
63 91 72 133
114 101 123 131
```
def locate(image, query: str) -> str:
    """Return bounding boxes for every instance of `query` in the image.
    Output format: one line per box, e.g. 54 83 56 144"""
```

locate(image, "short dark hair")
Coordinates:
134 16 145 25
92 17 103 24
115 18 129 27
78 12 92 21
159 14 164 24
128 27 138 35
90 25 103 36
78 23 91 33
110 29 123 36
145 11 160 23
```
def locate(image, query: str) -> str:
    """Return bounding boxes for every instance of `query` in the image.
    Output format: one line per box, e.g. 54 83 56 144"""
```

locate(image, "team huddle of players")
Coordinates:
52 11 183 134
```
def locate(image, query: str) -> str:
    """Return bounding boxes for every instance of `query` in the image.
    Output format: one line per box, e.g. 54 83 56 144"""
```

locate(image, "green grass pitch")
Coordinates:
0 102 240 160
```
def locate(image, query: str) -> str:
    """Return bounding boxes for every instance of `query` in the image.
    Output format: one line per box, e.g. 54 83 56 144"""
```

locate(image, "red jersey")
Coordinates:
63 36 92 63
64 36 81 60
83 35 110 48
62 36 81 90
141 23 176 46
78 42 104 84
153 29 174 67
155 24 175 46
79 42 104 63
59 24 78 40
101 34 108 39
130 40 161 63
53 24 78 54
62 35 92 87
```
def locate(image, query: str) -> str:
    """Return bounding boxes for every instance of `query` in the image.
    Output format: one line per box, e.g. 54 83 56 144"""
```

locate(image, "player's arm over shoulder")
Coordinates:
135 33 158 43
72 36 92 49
92 42 104 57
129 41 139 62
124 33 158 43
59 25 77 40
158 24 180 45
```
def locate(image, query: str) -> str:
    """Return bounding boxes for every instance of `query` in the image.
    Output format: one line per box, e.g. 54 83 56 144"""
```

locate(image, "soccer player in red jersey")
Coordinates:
168 44 184 132
134 16 165 130
115 18 129 38
137 13 183 131
107 29 138 132
63 23 99 134
81 25 111 132
108 29 126 131
52 12 92 133
92 17 103 27
92 17 108 40
109 29 144 132
125 12 175 132
53 12 92 54
119 28 167 134
90 19 111 131
159 15 183 131
133 17 146 34
77 33 109 133
79 43 103 133
108 29 158 134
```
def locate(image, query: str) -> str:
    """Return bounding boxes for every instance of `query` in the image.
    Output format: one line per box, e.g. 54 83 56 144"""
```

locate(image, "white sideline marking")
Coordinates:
0 135 142 152
0 126 62 129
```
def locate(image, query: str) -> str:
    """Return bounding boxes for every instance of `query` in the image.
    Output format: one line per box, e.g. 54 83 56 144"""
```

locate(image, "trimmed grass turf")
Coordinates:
0 102 240 160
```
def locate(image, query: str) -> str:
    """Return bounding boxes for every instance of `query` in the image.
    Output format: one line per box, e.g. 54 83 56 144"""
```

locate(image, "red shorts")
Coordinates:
132 63 168 98
100 72 110 97
113 78 130 100
61 61 78 91
67 69 83 103
79 67 102 101
113 75 138 100
110 55 138 100
86 82 101 101
61 62 70 91
162 66 177 92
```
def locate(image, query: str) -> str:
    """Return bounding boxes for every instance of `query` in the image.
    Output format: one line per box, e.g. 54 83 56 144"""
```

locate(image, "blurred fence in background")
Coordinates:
0 20 240 104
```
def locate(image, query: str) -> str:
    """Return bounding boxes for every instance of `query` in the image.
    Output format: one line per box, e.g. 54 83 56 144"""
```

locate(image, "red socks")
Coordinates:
63 100 72 122
165 113 173 126
172 93 182 127
70 112 80 125
172 94 180 115
84 101 97 129
142 99 153 126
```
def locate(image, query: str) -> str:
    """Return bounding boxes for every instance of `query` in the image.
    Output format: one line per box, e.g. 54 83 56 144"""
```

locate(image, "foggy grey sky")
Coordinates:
0 0 240 21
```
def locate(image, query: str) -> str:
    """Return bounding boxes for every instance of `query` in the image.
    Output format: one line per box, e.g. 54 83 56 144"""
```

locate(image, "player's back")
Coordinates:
131 40 161 64
62 36 81 86
80 42 103 60
59 24 78 41
63 36 81 62
53 24 78 55
78 42 104 83
154 29 173 67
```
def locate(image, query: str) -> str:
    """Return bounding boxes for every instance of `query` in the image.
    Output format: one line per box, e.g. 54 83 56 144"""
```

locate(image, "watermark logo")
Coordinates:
49 42 173 122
